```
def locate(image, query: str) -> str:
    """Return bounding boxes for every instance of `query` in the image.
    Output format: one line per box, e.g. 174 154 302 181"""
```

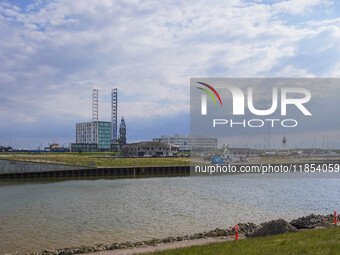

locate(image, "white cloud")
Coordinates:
273 0 333 15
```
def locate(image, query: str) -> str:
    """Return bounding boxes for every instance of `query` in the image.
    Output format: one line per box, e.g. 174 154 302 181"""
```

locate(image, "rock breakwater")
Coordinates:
23 214 338 255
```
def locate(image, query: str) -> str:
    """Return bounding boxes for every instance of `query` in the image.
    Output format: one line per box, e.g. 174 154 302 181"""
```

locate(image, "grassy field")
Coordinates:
149 227 340 255
0 153 190 167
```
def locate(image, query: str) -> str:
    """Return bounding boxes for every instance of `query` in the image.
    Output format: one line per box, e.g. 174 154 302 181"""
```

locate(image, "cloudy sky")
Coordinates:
1 0 340 149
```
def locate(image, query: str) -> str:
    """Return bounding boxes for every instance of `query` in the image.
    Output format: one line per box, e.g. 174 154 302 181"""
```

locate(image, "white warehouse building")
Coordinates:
153 134 217 152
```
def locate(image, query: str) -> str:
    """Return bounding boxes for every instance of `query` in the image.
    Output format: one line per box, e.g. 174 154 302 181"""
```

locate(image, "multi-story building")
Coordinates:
71 121 111 152
190 135 218 151
153 134 217 152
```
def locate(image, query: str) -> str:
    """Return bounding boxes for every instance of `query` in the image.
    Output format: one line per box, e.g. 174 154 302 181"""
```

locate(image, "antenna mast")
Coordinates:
111 88 118 141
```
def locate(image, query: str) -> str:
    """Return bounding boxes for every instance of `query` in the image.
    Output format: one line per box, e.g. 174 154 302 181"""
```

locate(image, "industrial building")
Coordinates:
71 89 126 152
44 143 70 152
191 135 218 151
73 121 111 152
121 141 179 157
153 134 217 152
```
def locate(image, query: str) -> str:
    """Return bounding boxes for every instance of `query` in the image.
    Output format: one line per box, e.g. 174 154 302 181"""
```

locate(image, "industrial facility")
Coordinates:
69 90 218 154
71 89 127 152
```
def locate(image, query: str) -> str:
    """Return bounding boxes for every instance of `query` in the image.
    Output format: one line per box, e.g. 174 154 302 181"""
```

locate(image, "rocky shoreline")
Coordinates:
24 214 339 255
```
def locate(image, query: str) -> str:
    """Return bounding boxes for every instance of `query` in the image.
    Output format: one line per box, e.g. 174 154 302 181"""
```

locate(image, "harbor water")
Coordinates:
0 175 339 254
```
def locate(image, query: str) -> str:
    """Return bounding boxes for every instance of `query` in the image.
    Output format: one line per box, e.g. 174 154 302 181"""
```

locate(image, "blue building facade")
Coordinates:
98 122 111 150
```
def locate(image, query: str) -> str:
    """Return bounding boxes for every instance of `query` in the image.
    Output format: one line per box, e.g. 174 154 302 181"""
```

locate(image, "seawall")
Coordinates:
0 159 190 178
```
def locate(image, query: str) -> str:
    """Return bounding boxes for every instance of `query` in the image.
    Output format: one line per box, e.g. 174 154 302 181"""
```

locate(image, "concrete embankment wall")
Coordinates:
0 159 190 178
0 159 88 175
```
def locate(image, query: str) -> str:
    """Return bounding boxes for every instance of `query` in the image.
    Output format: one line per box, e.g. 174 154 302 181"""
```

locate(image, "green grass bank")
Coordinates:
149 227 340 255
0 152 189 167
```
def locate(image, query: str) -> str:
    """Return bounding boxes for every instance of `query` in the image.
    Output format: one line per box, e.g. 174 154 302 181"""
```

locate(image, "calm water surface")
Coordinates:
0 175 339 254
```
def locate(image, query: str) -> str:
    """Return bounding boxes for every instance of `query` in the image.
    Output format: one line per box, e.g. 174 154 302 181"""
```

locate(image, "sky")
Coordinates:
1 0 340 149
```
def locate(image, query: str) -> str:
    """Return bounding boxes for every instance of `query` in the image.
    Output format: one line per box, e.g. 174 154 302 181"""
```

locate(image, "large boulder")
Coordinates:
237 222 259 236
290 214 332 229
248 219 297 237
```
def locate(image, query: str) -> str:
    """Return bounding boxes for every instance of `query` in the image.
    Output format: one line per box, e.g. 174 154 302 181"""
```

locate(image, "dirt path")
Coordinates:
87 235 244 255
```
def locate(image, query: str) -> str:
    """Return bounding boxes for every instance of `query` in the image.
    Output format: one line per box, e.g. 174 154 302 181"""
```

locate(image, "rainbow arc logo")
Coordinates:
196 82 222 106
196 82 222 115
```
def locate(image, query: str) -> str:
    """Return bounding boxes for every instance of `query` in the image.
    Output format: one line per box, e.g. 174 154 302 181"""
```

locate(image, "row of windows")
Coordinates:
126 147 175 151
72 144 97 148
